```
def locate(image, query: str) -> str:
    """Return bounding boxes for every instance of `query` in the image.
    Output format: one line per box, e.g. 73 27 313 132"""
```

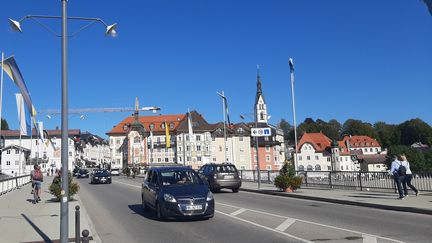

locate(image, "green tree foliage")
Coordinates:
398 118 432 146
342 119 378 139
374 122 401 148
277 119 291 142
1 118 9 130
386 145 432 173
297 118 341 141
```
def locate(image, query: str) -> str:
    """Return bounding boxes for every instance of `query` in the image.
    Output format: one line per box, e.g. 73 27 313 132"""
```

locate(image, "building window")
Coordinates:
346 165 349 170
212 137 216 141
266 165 272 170
274 156 277 162
35 140 39 145
165 158 169 162
239 136 243 141
116 139 121 145
15 149 19 154
299 156 302 161
264 137 269 141
187 156 191 162
158 158 162 162
179 157 182 162
186 146 190 151
196 135 201 141
370 148 373 152
298 165 304 171
161 123 165 129
169 123 174 129
134 136 140 144
315 164 321 171
265 146 270 152
307 156 310 160
219 146 222 152
7 161 11 165
266 155 270 162
307 165 313 171
315 155 319 160
213 157 216 162
7 150 10 154
197 145 201 151
340 166 344 170
15 160 19 165
327 166 331 170
197 156 202 162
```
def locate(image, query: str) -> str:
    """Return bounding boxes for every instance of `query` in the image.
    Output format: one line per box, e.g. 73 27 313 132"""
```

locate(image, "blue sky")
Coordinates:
1 1 431 138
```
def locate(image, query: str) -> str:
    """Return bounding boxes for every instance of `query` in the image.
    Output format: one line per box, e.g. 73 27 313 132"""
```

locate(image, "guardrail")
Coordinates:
0 174 31 195
239 170 432 192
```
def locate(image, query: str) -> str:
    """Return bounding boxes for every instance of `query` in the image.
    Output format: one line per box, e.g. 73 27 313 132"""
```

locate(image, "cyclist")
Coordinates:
32 165 44 203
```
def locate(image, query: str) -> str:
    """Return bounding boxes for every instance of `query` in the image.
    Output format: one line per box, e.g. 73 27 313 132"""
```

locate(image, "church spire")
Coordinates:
256 64 262 95
254 65 268 124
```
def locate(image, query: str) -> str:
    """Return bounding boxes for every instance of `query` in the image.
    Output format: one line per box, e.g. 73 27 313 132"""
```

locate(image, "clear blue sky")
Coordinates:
1 1 431 138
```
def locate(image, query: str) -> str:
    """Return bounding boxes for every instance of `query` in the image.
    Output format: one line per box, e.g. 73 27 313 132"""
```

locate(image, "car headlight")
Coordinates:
95 177 99 179
108 176 111 178
163 193 177 203
206 191 214 201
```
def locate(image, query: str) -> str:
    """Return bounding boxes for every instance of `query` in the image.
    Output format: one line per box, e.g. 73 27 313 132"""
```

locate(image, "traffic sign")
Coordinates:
251 127 272 137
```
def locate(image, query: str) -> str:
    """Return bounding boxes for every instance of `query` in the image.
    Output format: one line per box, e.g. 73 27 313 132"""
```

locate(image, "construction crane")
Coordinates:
37 97 161 119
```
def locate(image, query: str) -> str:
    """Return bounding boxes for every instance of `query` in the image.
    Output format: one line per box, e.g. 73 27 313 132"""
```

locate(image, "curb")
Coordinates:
240 188 432 216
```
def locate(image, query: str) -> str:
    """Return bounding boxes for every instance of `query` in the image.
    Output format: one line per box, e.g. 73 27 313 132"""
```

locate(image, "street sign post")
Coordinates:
251 128 271 137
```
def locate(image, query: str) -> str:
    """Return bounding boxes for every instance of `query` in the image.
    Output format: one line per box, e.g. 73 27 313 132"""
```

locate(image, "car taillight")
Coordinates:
213 173 217 179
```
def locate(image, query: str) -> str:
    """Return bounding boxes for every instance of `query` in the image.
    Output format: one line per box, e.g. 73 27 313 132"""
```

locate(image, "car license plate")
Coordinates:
224 175 234 179
185 205 202 210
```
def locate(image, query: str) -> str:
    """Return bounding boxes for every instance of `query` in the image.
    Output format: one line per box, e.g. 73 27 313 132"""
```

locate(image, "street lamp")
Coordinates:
216 91 228 162
9 2 117 242
288 58 299 174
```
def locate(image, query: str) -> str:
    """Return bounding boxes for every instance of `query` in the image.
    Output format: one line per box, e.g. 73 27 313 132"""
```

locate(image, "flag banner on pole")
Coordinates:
15 93 31 136
224 97 231 126
38 121 45 144
188 111 194 142
150 129 154 150
165 122 171 148
1 56 39 134
424 0 432 15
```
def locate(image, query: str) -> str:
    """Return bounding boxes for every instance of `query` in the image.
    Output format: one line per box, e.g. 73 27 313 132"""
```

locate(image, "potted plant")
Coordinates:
274 160 302 192
49 171 80 201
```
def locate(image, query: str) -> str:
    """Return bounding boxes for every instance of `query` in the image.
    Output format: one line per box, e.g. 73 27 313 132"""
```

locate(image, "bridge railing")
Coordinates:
0 174 31 195
239 170 432 192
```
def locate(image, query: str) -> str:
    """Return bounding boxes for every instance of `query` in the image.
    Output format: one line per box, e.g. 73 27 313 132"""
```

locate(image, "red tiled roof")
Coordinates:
298 132 332 152
107 114 186 135
343 135 381 148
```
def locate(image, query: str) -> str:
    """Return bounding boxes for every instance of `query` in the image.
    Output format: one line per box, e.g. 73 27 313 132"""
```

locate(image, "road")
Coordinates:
77 176 432 243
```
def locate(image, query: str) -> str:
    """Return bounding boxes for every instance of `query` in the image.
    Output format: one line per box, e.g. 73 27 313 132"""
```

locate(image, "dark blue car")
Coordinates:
141 166 214 220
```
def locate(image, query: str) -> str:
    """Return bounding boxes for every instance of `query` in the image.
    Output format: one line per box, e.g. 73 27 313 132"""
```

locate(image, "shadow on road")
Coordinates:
128 204 210 222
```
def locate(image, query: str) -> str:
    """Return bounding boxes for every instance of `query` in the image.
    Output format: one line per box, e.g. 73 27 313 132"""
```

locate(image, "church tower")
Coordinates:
254 65 268 124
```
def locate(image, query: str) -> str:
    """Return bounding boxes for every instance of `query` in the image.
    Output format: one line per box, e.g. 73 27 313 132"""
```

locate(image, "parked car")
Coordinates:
76 169 89 178
110 168 120 176
90 169 112 184
141 166 214 220
198 163 241 193
72 168 80 177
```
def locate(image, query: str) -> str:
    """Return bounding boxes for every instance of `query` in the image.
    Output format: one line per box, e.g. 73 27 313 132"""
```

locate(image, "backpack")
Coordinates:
397 162 407 176
33 170 43 181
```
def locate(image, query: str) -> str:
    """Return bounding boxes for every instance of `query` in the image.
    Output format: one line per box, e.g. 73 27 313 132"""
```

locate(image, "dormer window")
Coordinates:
149 123 155 130
169 123 174 129
161 123 166 129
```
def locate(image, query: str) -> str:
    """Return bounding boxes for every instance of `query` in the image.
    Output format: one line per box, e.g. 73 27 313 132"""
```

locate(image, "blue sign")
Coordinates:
251 128 272 137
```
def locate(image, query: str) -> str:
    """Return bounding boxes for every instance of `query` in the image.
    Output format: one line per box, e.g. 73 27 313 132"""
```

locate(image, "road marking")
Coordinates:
362 234 378 243
113 180 141 189
275 218 296 232
230 208 246 216
216 210 312 243
216 202 403 243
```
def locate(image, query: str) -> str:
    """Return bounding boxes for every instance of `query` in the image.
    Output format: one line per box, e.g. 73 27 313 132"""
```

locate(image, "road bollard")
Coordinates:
81 229 90 243
75 206 80 243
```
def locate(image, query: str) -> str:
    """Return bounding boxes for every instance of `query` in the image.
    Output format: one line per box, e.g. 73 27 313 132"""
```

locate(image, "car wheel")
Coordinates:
156 202 165 221
232 188 239 193
142 195 147 212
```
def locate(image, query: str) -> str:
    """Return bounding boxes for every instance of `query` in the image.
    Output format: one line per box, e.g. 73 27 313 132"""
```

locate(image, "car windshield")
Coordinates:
79 169 88 173
216 165 237 173
94 170 110 176
160 169 201 187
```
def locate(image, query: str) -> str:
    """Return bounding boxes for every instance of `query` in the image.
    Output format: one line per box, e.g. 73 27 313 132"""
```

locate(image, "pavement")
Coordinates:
0 176 100 243
241 181 432 215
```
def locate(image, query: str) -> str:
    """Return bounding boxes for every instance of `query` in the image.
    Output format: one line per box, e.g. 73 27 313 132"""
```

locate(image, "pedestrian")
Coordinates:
399 154 420 197
32 165 44 203
390 155 405 199
51 168 54 176
30 165 36 195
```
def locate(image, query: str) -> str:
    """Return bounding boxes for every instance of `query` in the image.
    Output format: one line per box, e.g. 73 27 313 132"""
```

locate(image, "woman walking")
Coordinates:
399 154 419 197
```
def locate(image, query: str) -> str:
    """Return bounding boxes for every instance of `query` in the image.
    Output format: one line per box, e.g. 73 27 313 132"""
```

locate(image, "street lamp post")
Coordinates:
9 2 117 242
288 58 299 174
216 91 227 162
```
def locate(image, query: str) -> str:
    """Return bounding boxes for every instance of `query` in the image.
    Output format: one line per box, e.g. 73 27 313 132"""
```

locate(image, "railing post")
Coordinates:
252 170 256 182
75 206 80 243
81 229 90 243
358 172 363 191
305 171 308 187
267 171 270 184
240 170 243 182
329 171 332 189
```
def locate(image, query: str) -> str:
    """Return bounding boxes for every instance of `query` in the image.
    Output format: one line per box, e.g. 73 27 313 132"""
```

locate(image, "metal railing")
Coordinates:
239 170 432 192
0 174 31 195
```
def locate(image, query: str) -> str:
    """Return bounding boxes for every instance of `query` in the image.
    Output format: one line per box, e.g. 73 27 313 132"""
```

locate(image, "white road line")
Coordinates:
216 210 312 243
230 208 247 216
275 218 296 232
113 180 141 189
216 202 403 243
362 235 378 243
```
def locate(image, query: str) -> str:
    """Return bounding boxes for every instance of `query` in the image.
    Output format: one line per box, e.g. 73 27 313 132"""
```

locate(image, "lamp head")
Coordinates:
105 23 117 37
9 18 23 33
288 58 294 71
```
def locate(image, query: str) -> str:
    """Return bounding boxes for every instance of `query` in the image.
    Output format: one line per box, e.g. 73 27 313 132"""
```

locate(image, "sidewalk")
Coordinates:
241 181 432 215
0 176 100 243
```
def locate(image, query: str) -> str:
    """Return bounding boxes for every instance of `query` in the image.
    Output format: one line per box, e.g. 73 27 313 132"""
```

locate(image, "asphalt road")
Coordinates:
77 176 432 243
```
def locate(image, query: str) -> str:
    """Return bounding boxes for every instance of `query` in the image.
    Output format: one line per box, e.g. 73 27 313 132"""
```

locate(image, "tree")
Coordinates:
1 118 9 130
398 118 432 146
386 145 431 173
374 122 400 149
324 119 342 141
342 119 377 139
277 119 291 142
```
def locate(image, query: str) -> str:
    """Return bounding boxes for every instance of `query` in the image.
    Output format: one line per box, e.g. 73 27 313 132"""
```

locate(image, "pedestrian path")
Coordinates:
0 176 100 242
241 181 432 215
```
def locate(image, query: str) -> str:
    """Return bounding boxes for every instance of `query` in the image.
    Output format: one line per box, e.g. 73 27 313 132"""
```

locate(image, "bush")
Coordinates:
274 174 291 191
290 176 303 191
274 160 303 191
49 172 80 201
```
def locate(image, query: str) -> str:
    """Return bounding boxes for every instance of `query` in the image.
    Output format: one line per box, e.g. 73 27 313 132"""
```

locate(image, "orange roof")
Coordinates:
343 135 381 148
298 132 332 152
107 114 186 135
